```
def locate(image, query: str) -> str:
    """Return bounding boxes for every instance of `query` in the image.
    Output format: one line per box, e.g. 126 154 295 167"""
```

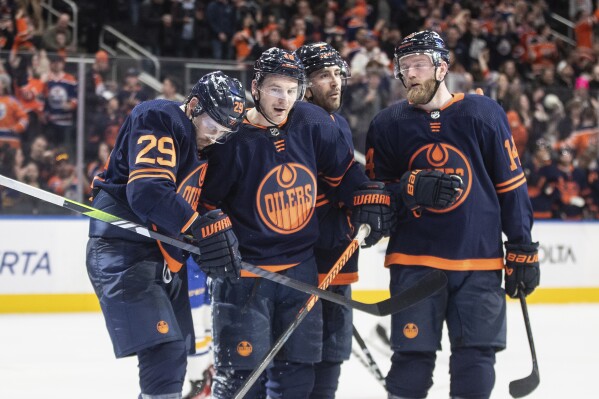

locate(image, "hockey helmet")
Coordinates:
187 71 246 131
295 42 350 79
253 47 306 101
393 30 450 79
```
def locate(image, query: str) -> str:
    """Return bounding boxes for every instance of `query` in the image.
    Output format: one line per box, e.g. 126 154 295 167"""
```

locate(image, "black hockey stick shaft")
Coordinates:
232 224 370 399
352 325 386 387
0 174 430 315
242 260 447 316
509 286 540 398
233 269 444 399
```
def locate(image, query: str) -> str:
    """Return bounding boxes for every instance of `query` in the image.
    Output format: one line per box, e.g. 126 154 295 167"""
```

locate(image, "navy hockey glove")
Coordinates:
504 242 540 298
399 170 463 211
351 181 394 248
190 210 241 281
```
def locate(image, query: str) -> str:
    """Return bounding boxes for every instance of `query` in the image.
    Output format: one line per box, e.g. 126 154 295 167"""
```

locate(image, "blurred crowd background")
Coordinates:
0 0 597 221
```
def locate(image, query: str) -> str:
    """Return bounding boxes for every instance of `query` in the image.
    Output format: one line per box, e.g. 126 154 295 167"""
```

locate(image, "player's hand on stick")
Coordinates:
351 181 395 248
399 169 463 211
190 209 241 280
504 242 540 298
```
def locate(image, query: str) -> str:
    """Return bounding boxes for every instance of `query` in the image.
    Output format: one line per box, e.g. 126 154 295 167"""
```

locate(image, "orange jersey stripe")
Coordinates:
496 172 525 188
496 175 527 194
130 167 176 182
240 262 299 277
385 253 503 271
157 240 184 272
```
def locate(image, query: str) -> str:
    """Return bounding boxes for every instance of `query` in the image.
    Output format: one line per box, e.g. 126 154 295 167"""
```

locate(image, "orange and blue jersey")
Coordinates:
366 93 534 272
0 95 28 148
315 112 359 285
44 72 78 126
89 99 206 272
199 101 368 276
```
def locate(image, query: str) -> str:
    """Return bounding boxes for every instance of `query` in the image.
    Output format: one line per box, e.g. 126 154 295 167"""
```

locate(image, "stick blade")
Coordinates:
509 368 540 398
376 270 447 316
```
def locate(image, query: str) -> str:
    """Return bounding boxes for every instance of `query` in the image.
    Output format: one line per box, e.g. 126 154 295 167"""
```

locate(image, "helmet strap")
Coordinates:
252 88 282 127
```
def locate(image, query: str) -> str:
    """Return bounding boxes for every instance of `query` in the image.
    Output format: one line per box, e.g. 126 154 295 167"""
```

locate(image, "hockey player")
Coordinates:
295 42 360 399
199 47 394 399
365 30 540 399
86 71 246 399
183 256 215 399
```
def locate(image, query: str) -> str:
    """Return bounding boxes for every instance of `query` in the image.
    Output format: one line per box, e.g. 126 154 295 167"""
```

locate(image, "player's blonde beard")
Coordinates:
407 78 438 104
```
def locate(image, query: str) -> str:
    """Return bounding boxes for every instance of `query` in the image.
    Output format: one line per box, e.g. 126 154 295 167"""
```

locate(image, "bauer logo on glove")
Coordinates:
504 242 540 298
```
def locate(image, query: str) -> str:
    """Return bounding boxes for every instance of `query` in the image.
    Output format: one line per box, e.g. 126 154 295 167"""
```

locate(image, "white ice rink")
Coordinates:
1 302 598 398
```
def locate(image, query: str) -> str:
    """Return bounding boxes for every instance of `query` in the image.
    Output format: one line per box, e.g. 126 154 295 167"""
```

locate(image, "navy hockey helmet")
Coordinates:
187 71 246 131
253 47 307 101
393 30 450 79
295 42 350 79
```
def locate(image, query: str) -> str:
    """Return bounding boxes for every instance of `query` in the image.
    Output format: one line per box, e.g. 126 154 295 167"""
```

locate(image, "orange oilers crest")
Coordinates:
237 341 253 357
403 323 419 339
409 143 472 213
157 320 169 334
178 163 208 210
256 163 317 234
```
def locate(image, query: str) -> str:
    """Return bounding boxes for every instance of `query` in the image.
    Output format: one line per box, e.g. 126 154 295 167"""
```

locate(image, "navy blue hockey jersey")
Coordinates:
366 93 533 271
199 101 367 275
89 99 205 272
315 113 359 284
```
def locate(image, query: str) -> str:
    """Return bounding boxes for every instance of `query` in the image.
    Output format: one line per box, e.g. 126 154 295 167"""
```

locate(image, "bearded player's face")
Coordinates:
399 54 438 105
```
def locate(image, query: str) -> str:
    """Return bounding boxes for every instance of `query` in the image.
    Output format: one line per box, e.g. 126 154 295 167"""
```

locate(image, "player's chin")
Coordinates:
269 108 290 122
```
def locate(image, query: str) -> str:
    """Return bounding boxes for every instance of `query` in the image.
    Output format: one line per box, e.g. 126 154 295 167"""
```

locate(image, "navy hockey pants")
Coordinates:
210 257 323 399
385 265 505 399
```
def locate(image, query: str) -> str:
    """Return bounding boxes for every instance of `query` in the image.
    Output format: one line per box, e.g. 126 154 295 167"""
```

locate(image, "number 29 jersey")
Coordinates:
89 99 205 272
366 93 534 271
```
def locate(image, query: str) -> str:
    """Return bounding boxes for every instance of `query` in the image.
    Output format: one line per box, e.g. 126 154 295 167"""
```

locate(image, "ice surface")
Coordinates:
1 302 597 398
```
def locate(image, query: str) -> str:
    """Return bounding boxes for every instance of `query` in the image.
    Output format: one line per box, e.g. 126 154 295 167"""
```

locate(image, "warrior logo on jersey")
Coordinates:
409 143 472 212
257 163 316 234
177 163 208 210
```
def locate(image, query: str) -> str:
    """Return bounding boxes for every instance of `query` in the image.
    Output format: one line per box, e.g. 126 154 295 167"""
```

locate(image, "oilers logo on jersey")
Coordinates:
409 142 471 213
257 163 316 234
179 163 208 211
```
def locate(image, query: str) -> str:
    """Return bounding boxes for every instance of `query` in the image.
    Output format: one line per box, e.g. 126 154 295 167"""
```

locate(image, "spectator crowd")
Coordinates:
1 0 599 221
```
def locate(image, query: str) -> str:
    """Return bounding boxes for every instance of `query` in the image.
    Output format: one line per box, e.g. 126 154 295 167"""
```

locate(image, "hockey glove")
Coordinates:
190 210 241 281
504 242 540 298
351 181 394 248
399 170 463 211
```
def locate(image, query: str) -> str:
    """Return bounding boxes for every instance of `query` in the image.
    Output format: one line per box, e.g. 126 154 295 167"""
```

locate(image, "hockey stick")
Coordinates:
0 174 446 316
352 325 386 387
233 229 444 399
230 223 368 398
509 286 540 398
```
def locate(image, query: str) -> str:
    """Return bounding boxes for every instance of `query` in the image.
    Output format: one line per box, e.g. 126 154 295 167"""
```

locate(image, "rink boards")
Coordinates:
0 217 598 312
